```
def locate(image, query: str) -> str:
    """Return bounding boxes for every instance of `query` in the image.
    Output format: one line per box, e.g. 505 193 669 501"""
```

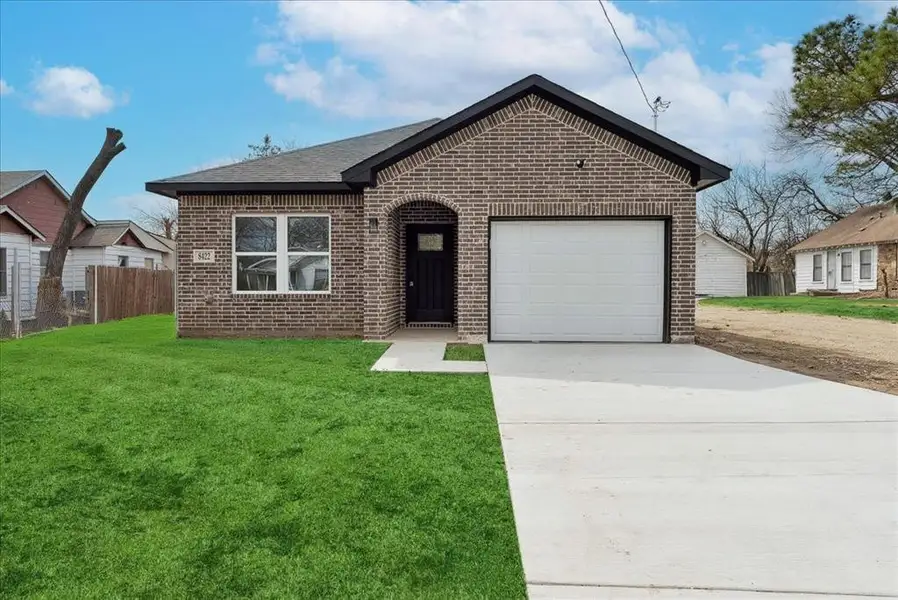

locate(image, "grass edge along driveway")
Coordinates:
701 295 898 323
0 315 525 599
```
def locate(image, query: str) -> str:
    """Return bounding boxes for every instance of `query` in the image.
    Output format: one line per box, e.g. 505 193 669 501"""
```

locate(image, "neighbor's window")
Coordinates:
118 255 129 268
0 248 7 297
234 214 330 293
840 251 852 282
40 251 49 277
144 258 154 269
812 254 823 282
859 249 872 280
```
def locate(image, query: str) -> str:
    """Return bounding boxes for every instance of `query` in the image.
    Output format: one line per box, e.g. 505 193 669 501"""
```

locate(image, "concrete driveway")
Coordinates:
485 344 898 599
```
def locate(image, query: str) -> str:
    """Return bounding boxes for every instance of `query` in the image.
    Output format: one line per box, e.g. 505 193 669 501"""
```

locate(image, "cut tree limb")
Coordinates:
36 127 126 325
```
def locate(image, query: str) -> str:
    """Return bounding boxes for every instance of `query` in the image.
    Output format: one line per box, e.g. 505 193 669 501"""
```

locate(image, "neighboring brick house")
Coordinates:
146 74 731 342
0 170 173 318
790 201 898 297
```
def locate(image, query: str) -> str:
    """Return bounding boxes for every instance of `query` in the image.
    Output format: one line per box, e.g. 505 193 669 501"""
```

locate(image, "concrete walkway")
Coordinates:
486 343 898 599
370 341 486 373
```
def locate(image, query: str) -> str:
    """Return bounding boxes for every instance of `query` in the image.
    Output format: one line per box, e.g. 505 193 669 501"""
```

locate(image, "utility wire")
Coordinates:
597 0 655 115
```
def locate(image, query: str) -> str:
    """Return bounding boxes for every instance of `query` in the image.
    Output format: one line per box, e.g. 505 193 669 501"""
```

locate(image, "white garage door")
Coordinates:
490 220 665 342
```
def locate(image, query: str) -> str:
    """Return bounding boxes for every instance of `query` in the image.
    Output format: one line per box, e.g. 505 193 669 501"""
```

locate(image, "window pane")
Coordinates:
235 217 277 252
860 250 872 279
236 255 277 291
288 217 329 252
144 258 154 269
118 255 129 267
418 233 443 251
288 255 329 291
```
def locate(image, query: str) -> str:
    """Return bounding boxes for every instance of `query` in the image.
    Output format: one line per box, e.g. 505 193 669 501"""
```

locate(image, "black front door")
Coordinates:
406 224 454 323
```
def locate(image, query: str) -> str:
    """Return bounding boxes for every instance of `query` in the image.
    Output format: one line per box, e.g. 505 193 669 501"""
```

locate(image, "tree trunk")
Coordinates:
36 128 126 327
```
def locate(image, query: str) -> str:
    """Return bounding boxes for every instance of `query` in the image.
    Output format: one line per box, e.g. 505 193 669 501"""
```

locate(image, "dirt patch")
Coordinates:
697 305 898 395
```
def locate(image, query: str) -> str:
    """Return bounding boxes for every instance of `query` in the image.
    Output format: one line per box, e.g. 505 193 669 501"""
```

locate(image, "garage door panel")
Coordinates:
490 220 665 342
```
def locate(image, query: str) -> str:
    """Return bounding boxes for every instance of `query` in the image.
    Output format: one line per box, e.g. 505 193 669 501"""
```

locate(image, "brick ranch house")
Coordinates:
146 75 730 343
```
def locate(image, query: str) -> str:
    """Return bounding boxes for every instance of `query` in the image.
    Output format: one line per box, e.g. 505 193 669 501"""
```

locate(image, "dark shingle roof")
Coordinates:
0 170 45 197
71 220 173 253
70 222 130 247
148 119 440 188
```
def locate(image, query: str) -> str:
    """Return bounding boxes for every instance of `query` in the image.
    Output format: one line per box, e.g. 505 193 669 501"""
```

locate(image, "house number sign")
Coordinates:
193 249 215 263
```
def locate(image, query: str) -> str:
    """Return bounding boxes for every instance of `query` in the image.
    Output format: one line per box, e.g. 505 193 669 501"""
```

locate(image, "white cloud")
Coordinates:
259 0 796 164
857 0 897 20
254 42 284 66
29 66 123 118
0 79 12 96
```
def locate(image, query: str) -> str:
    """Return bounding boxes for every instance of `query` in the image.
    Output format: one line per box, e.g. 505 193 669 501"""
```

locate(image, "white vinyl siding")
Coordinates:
794 246 877 293
695 233 749 296
102 245 164 269
490 220 665 342
0 232 34 318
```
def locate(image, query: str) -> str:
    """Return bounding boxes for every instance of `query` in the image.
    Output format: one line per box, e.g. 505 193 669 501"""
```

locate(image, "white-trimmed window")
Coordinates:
118 255 129 267
812 254 823 282
233 214 330 293
840 251 852 282
859 249 873 280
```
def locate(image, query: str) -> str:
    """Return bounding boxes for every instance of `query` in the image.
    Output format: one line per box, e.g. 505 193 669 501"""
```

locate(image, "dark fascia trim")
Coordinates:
341 74 732 189
144 180 357 198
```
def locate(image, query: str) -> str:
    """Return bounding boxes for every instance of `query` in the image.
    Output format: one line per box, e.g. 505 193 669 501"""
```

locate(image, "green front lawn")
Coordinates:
701 295 898 323
0 316 525 599
444 343 486 362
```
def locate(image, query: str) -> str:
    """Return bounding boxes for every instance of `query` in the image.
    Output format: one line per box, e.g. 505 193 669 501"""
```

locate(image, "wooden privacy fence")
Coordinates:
88 266 174 323
747 271 796 297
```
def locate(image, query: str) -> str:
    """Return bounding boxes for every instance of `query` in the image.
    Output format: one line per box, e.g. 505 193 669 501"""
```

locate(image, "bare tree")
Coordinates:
37 128 126 324
698 164 802 272
134 197 177 239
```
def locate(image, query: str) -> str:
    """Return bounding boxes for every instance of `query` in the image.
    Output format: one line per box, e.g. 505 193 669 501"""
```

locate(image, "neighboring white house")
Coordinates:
790 202 898 295
1 169 176 320
695 230 752 297
0 205 46 319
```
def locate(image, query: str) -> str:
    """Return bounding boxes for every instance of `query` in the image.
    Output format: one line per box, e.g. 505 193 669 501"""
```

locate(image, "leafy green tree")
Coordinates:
776 8 897 195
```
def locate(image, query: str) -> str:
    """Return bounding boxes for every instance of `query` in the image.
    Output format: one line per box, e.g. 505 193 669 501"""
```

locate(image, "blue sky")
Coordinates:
0 0 894 221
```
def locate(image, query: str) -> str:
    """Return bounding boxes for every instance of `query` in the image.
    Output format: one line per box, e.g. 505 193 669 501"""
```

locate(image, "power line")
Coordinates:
597 0 670 130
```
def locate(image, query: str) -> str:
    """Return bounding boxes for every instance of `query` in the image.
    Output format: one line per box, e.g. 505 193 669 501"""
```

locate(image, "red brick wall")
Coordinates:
176 194 364 337
2 178 88 246
0 213 30 236
364 94 696 342
878 242 898 296
117 230 142 247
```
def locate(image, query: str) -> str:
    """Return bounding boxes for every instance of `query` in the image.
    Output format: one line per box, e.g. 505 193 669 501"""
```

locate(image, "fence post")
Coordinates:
91 266 99 324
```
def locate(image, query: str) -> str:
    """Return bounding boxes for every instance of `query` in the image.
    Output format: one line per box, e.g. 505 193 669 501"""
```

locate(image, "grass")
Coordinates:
701 295 898 323
0 316 525 599
443 343 486 362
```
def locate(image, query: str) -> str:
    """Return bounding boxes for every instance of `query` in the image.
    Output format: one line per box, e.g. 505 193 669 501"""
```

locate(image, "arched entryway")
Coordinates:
381 198 459 336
